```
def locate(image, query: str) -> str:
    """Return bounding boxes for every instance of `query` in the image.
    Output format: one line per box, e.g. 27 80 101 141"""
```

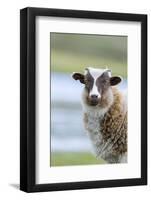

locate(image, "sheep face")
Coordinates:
72 67 122 107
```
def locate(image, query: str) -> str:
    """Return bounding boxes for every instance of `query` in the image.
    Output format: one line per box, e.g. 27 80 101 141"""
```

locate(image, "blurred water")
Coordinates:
51 72 127 152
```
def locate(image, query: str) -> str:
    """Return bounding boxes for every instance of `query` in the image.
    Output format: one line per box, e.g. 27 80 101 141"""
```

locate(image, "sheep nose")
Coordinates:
91 94 98 99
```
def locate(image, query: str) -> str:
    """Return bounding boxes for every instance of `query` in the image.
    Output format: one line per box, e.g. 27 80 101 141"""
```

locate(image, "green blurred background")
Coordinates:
50 33 127 167
51 33 127 77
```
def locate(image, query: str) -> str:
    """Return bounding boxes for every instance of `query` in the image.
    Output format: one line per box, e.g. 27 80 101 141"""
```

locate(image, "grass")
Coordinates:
50 33 127 78
51 50 127 78
51 152 106 167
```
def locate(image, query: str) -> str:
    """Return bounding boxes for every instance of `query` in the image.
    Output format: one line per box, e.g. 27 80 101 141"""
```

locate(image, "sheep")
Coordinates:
72 67 127 163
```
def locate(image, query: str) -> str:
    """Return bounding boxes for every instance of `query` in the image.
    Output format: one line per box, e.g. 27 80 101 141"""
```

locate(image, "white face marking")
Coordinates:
90 78 101 98
85 67 111 98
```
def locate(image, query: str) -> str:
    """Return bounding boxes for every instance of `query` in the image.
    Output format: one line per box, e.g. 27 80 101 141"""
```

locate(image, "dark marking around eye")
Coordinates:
96 72 110 93
85 71 94 92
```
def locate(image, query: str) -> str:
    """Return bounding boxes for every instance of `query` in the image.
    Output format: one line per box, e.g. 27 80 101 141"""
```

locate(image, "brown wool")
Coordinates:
100 88 127 156
83 86 127 163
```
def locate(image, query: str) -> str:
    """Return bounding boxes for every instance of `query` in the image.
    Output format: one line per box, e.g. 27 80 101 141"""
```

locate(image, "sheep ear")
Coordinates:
72 72 85 84
110 76 122 86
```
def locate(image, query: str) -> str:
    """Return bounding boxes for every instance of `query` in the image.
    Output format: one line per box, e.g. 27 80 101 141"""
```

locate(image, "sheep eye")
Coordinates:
85 79 91 84
102 79 109 84
103 80 107 83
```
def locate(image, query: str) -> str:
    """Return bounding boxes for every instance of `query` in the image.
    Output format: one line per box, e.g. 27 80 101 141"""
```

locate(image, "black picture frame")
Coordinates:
20 7 147 193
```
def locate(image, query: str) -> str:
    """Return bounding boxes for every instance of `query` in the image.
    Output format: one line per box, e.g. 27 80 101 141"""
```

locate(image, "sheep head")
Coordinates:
72 67 122 107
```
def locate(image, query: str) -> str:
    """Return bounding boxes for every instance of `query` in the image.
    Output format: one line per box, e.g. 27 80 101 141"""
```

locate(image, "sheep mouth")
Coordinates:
89 100 99 106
